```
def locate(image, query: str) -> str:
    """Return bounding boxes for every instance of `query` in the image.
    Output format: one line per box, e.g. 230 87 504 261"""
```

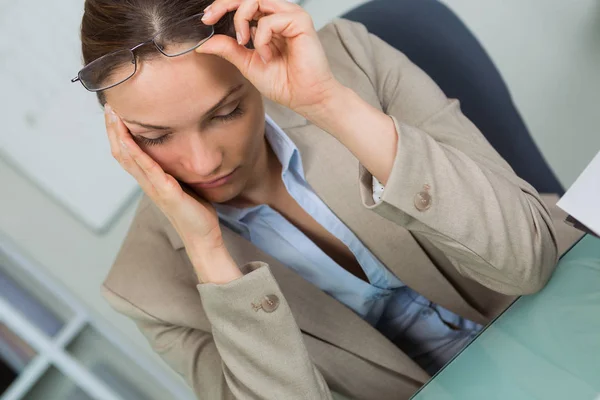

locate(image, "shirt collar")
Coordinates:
264 114 305 181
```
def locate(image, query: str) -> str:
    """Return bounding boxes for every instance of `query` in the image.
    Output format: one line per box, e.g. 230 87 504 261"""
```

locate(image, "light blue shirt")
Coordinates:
215 116 482 374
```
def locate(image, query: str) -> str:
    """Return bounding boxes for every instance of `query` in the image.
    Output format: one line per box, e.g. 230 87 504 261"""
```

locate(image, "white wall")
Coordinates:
305 0 600 187
303 0 369 29
441 0 600 187
0 0 598 394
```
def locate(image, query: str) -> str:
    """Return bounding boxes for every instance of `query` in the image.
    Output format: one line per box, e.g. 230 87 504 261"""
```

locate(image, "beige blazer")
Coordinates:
102 19 581 400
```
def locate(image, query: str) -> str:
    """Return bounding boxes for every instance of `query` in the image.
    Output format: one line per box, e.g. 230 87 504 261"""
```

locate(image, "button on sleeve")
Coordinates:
414 184 432 212
253 294 280 313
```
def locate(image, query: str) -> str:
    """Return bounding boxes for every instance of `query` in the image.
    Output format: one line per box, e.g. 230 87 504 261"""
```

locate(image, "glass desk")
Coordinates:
411 234 600 400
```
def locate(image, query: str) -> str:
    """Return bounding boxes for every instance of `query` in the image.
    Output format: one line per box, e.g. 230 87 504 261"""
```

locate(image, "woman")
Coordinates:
74 0 566 398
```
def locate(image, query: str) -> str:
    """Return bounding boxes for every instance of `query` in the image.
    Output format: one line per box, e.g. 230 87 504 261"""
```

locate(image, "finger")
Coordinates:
202 0 243 25
117 131 175 199
249 25 275 62
106 105 139 163
255 0 300 13
233 0 259 45
119 141 159 198
196 34 256 72
105 105 143 182
253 24 273 64
104 105 121 161
255 0 300 14
104 106 158 196
253 12 309 62
250 25 257 46
203 0 297 25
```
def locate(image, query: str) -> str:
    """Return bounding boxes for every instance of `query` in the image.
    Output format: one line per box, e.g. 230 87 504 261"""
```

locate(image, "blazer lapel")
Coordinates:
283 120 488 325
263 98 308 130
162 100 479 384
163 219 429 384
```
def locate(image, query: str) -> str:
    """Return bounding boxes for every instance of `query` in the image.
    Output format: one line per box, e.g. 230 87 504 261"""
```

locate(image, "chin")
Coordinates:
193 182 243 204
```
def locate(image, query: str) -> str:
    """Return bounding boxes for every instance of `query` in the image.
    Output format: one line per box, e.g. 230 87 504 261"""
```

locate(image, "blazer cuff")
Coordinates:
197 263 289 323
197 264 329 398
358 115 437 229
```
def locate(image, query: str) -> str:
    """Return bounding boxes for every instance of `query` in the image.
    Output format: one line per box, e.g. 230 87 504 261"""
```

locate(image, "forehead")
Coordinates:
105 53 243 121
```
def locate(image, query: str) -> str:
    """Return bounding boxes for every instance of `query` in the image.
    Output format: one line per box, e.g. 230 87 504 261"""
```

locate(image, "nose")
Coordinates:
179 133 223 178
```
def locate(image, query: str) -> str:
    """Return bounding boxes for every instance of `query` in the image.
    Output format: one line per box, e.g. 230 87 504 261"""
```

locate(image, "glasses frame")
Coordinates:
71 12 214 92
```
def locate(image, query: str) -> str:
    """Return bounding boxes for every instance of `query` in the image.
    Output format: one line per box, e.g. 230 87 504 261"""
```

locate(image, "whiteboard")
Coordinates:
0 0 139 233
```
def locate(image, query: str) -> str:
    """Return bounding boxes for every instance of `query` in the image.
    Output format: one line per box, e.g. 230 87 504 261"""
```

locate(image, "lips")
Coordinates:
191 168 238 189
201 172 233 185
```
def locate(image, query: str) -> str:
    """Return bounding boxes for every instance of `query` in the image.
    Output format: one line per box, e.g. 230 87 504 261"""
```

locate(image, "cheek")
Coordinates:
235 115 265 163
142 145 181 173
239 95 266 156
218 101 265 161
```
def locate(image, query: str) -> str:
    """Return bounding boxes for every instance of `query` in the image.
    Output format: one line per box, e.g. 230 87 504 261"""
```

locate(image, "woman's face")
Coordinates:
105 52 266 204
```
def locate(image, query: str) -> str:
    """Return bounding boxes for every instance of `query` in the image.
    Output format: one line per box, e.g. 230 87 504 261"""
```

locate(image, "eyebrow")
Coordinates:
123 83 245 130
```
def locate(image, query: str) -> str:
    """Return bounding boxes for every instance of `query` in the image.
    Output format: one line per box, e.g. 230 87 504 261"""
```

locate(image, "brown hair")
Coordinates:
80 0 235 104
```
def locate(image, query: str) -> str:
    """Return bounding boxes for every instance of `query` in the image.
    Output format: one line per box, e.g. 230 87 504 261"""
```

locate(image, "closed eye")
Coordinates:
136 133 172 147
212 105 244 122
136 104 245 146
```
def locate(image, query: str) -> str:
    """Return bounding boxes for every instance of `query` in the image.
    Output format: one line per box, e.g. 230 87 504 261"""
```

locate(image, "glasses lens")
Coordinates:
154 13 214 56
79 49 136 91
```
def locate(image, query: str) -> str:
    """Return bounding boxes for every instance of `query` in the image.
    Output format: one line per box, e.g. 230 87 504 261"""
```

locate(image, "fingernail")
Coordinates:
105 104 112 114
202 9 212 20
236 32 242 45
260 54 267 64
120 140 128 150
203 4 212 12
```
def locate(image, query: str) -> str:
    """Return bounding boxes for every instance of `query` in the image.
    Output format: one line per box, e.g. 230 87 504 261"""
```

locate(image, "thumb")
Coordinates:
196 35 253 72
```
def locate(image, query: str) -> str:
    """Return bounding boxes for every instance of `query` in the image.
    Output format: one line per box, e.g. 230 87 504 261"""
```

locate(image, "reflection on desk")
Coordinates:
411 234 600 400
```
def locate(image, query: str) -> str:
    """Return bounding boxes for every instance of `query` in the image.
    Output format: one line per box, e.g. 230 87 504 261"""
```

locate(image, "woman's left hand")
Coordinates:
198 0 340 116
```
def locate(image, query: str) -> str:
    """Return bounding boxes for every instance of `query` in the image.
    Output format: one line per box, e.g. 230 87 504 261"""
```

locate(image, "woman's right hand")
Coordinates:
105 105 242 284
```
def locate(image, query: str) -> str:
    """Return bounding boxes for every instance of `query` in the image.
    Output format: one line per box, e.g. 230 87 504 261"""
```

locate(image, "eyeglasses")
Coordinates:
71 13 214 92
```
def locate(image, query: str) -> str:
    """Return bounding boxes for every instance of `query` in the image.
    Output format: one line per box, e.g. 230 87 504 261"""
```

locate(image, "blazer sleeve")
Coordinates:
331 19 559 295
102 265 333 400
